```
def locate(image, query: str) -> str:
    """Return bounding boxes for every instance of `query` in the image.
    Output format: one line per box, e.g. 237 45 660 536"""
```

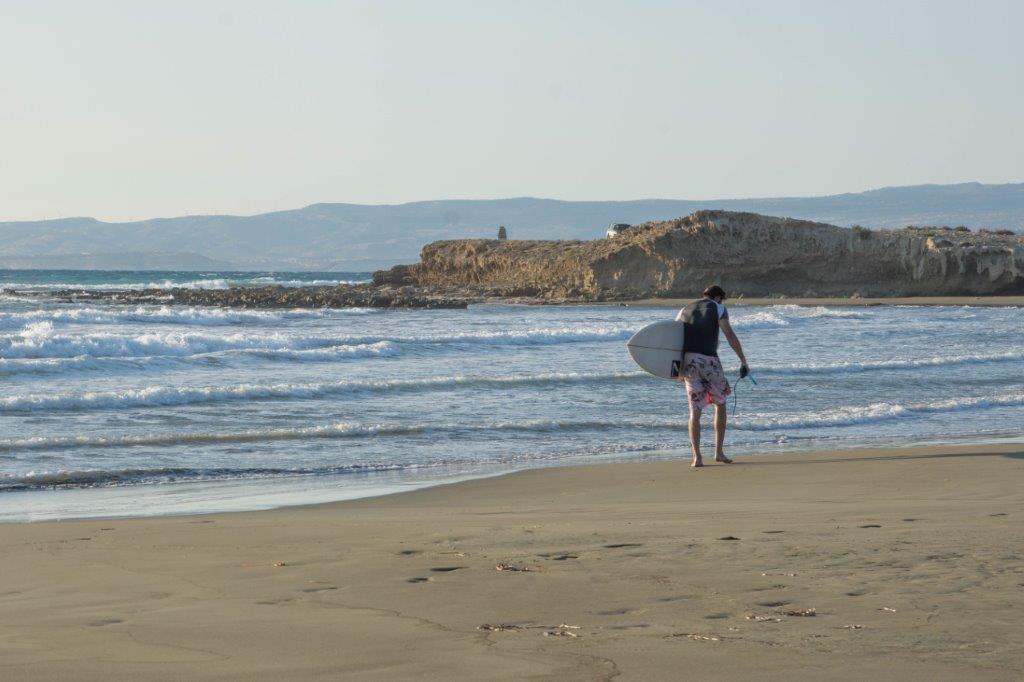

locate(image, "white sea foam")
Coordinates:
736 392 1024 431
0 306 372 330
763 350 1024 375
2 276 371 292
0 371 647 413
0 324 634 361
729 305 869 328
5 390 1024 449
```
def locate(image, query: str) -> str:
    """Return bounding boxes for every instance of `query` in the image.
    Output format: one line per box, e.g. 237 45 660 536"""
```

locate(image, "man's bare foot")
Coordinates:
715 454 733 464
691 458 704 468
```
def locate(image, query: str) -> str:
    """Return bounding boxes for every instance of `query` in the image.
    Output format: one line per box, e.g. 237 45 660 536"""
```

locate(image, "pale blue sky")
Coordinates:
1 0 1021 220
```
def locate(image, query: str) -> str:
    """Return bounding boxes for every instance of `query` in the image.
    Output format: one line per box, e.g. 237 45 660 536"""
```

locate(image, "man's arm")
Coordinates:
719 318 748 368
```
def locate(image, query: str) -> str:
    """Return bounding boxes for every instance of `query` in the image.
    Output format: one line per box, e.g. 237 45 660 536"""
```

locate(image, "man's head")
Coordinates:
702 285 726 303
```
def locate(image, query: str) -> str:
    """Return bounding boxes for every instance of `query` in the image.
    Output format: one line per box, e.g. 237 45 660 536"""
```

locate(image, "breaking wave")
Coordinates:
762 350 1024 376
0 324 635 361
5 390 1023 449
0 306 372 330
0 371 647 413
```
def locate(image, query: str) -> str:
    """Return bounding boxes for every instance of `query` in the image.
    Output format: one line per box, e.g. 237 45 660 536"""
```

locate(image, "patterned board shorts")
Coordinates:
682 352 731 413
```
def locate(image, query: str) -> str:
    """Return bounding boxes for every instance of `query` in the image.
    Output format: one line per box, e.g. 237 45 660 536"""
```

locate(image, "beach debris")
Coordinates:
543 624 581 638
842 624 864 629
879 607 897 612
784 608 817 617
671 633 721 642
495 562 534 572
745 614 782 623
478 623 522 632
718 536 741 541
273 561 287 567
761 572 797 577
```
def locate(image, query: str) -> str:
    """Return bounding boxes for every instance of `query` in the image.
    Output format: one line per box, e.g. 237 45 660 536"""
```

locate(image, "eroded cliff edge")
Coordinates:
377 210 1024 299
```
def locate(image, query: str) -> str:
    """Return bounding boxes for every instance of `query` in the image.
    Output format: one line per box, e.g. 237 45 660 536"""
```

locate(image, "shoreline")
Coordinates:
620 295 1024 307
8 435 1024 524
2 442 1022 679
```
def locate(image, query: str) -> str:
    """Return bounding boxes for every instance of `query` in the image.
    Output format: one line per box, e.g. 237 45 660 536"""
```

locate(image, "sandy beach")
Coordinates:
2 443 1022 680
626 296 1024 307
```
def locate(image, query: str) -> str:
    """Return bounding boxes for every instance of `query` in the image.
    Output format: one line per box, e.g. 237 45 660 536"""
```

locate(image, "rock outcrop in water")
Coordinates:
42 284 474 309
30 211 1023 309
378 210 1024 298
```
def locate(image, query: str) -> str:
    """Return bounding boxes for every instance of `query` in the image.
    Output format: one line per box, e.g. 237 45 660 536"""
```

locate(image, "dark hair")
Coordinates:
703 285 726 301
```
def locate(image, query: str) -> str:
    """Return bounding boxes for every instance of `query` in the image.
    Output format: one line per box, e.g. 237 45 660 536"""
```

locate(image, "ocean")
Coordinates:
2 270 1022 522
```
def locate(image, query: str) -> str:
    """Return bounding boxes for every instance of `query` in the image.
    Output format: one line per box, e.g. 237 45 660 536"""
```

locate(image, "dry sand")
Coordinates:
2 443 1022 680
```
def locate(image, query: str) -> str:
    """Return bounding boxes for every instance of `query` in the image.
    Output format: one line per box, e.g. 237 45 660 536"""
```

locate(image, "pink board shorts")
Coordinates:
682 352 731 413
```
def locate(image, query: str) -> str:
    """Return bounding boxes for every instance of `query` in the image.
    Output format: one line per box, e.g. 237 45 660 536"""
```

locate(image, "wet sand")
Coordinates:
2 443 1022 680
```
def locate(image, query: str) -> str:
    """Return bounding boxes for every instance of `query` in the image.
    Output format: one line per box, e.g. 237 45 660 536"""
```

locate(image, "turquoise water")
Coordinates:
1 271 1022 521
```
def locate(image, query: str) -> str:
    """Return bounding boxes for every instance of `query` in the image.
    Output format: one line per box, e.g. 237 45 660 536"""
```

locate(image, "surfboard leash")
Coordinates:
732 370 757 416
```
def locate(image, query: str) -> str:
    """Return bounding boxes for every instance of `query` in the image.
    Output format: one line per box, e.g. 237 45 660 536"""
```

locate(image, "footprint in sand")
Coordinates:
859 524 882 528
298 586 338 593
539 553 579 561
407 577 431 583
756 600 790 608
603 543 643 549
845 590 867 597
762 530 785 534
398 549 421 556
595 608 633 616
430 566 466 572
87 618 123 627
989 513 1008 517
718 536 741 541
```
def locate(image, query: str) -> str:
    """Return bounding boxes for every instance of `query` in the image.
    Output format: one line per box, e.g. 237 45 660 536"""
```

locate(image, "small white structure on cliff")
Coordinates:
606 223 633 238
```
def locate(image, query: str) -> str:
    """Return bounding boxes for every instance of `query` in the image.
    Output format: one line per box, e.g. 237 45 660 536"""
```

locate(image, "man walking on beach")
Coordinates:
676 285 749 468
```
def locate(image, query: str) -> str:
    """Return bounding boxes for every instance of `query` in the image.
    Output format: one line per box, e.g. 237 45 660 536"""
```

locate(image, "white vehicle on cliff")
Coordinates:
606 223 633 238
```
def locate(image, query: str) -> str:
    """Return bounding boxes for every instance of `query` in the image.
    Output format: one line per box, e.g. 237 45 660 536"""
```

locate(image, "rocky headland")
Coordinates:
378 210 1024 299
25 211 1023 308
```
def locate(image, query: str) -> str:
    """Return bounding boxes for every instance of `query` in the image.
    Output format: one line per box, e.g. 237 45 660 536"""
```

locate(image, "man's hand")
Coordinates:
739 364 750 379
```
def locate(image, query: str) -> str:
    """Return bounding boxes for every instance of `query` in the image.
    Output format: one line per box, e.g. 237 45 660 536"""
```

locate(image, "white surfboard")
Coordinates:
626 320 686 380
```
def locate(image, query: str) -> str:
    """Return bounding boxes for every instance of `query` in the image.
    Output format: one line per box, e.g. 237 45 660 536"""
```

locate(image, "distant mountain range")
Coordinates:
2 182 1021 271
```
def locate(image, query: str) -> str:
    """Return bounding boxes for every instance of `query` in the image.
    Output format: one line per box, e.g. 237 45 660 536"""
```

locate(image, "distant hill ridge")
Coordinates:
2 182 1022 271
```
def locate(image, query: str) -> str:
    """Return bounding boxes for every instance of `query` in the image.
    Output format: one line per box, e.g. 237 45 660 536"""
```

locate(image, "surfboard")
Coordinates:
626 320 686 380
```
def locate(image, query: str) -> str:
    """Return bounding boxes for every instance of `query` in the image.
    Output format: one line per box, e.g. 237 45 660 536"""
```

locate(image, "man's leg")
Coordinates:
713 403 732 464
689 406 703 467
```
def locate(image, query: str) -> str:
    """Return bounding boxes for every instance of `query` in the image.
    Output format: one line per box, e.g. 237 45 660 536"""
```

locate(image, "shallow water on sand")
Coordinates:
2 280 1022 520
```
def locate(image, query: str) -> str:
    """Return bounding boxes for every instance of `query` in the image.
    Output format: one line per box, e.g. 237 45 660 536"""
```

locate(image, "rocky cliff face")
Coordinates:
379 211 1024 298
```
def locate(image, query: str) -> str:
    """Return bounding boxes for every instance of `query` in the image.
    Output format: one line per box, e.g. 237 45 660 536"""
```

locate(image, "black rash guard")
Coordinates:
677 298 728 357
